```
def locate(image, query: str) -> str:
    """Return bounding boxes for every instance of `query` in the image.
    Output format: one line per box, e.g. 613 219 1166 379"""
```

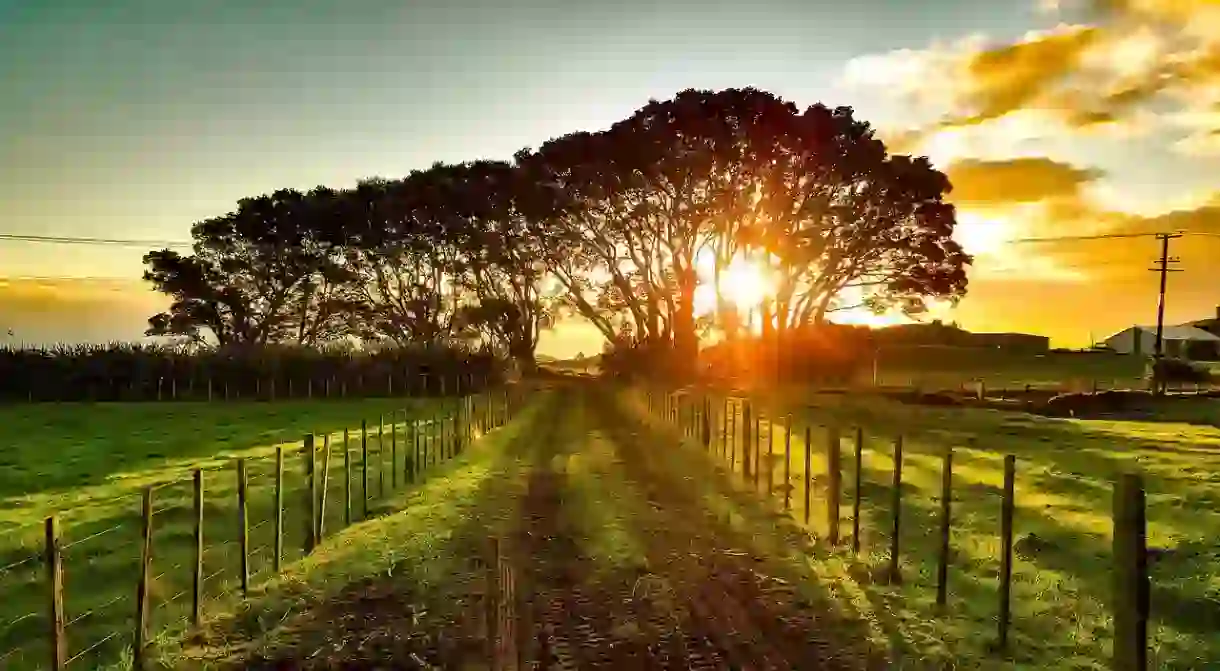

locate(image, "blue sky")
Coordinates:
1 0 1218 354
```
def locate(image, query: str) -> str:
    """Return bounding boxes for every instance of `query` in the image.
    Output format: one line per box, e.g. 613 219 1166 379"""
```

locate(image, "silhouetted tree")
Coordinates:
143 187 349 345
140 87 970 383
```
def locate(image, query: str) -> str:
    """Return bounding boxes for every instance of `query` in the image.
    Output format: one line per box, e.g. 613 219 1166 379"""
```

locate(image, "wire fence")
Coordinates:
0 385 522 671
649 387 1201 669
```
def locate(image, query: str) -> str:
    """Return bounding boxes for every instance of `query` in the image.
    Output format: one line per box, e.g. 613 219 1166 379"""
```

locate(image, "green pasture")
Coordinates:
0 396 484 670
667 387 1220 669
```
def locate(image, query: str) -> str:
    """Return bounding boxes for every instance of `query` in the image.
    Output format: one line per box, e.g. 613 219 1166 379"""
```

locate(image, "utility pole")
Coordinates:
1149 233 1183 393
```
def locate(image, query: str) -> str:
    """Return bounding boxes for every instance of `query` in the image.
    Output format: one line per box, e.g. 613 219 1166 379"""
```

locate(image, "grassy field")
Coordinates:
0 396 489 670
670 386 1220 669
164 393 546 668
871 347 1150 391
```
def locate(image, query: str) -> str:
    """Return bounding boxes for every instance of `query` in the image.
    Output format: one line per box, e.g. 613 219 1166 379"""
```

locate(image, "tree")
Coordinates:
460 160 566 369
336 174 464 346
753 104 971 329
524 88 969 378
143 187 347 345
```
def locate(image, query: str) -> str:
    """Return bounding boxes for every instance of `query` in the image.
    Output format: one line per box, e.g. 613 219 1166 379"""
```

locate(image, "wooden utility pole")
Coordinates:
1149 233 1182 394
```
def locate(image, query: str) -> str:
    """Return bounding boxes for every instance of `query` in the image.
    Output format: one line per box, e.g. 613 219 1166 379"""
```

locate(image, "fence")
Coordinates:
0 385 525 670
647 388 1160 670
5 370 499 404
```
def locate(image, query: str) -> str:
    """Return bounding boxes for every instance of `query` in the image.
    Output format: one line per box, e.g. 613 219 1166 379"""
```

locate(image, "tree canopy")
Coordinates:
143 87 971 375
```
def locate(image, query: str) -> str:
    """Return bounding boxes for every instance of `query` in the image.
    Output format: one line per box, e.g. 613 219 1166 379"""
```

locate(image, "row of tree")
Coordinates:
144 88 971 377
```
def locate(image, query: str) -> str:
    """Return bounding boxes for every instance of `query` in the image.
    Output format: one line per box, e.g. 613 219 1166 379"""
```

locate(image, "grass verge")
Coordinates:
666 385 1220 669
157 389 549 669
0 395 484 670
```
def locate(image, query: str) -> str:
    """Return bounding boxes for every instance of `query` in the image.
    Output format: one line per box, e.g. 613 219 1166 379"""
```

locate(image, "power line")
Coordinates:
0 230 1209 249
1007 231 1180 244
0 233 190 248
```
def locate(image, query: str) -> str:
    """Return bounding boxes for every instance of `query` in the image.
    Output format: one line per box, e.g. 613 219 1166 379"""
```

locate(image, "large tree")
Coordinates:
751 102 971 329
525 89 970 376
448 159 562 370
334 175 463 346
143 187 350 345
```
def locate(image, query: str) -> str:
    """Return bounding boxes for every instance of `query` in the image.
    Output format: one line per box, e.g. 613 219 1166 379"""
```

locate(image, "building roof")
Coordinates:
1124 325 1220 341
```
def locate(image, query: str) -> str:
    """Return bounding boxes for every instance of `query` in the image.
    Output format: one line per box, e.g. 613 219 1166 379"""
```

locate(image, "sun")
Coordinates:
692 250 775 316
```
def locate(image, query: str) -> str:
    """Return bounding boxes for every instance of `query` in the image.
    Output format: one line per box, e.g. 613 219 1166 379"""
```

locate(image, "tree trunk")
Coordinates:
673 269 699 379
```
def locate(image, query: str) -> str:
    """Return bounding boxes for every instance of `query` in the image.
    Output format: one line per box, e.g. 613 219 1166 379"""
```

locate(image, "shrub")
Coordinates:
1147 357 1214 385
0 341 502 403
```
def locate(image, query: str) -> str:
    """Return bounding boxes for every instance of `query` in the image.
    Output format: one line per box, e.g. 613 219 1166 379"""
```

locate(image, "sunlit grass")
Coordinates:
0 397 477 671
163 396 544 668
658 386 1220 669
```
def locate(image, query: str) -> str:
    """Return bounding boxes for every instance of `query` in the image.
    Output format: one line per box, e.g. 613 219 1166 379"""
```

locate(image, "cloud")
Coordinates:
1026 193 1220 281
945 157 1101 206
846 4 1220 156
0 278 165 346
957 25 1103 125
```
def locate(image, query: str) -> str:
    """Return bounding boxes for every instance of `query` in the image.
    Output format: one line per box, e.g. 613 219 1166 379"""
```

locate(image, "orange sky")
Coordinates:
2 0 1219 357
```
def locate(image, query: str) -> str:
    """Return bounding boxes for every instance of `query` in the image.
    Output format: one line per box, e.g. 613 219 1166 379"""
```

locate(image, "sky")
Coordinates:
1 0 1218 357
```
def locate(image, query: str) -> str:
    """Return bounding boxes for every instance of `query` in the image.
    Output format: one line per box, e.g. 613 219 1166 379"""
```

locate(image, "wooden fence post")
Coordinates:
486 537 501 670
391 415 399 490
191 469 204 627
721 399 729 459
729 402 736 470
1113 472 1148 671
377 419 386 498
274 448 284 572
701 397 712 450
888 436 903 584
852 427 863 554
319 435 332 541
937 448 953 608
415 419 423 479
767 415 775 497
783 415 792 511
134 487 154 668
343 429 351 527
803 425 812 526
45 516 65 670
361 420 370 519
742 402 752 481
432 406 440 466
406 416 416 483
753 409 762 491
304 437 317 555
998 454 1016 650
827 424 842 545
237 460 250 596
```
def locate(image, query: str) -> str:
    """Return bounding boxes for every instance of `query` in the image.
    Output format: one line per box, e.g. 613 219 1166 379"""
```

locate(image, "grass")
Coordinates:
0 395 495 671
872 347 1149 391
162 390 546 668
671 386 1220 669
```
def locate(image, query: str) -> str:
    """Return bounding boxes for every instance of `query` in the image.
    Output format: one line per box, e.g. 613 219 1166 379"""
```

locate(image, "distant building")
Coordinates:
1102 325 1220 360
1186 305 1220 338
871 321 1049 352
969 332 1051 353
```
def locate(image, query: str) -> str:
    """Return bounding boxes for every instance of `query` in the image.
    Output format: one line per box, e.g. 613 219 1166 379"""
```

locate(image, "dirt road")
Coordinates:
205 383 883 670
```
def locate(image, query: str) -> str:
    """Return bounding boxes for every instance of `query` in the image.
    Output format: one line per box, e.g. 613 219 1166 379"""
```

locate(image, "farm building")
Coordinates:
1187 305 1220 337
873 322 1049 352
1101 325 1220 360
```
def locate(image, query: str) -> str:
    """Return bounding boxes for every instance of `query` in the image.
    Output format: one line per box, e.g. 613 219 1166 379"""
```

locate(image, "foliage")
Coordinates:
139 88 971 380
1149 357 1215 385
0 342 499 402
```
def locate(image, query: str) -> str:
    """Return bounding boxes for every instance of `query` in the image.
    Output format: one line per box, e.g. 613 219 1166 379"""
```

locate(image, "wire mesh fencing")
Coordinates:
0 385 520 670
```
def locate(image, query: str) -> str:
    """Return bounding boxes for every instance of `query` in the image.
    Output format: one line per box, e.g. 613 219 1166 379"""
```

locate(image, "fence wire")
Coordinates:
0 391 511 671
